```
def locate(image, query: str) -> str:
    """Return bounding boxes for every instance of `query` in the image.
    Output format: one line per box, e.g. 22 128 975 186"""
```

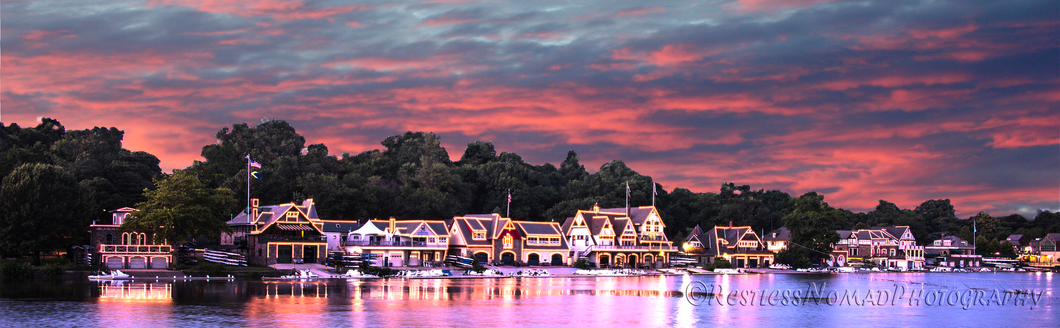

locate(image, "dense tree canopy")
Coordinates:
0 163 87 264
1 117 1056 259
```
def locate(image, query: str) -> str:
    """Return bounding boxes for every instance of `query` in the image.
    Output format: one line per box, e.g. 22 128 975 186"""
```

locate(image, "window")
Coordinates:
286 211 298 221
550 238 560 245
503 236 513 249
438 238 447 244
472 232 486 240
428 237 436 243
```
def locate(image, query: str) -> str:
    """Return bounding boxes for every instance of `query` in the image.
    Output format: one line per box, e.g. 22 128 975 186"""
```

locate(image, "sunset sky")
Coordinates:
2 0 1057 218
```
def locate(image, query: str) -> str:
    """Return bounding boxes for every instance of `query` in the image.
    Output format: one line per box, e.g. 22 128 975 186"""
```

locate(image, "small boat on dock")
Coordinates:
88 270 132 280
573 269 646 276
508 269 551 277
267 269 319 280
713 268 747 275
341 269 380 279
465 269 505 277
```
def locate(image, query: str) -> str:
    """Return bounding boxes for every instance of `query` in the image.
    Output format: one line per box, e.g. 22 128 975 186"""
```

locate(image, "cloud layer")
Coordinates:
3 0 1057 217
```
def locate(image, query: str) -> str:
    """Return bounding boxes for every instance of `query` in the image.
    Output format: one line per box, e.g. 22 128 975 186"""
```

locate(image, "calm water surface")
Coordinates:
1 272 1056 327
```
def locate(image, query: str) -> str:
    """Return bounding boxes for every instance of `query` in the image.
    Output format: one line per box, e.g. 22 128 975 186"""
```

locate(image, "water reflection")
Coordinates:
97 281 172 302
248 277 687 301
1 273 1056 327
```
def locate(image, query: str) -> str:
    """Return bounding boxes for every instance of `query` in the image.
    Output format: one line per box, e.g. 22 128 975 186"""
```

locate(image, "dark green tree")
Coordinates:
0 163 87 265
779 192 841 267
124 170 235 246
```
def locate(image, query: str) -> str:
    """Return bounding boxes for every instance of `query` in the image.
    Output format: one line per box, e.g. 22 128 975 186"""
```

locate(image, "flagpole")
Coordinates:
652 178 656 207
507 189 511 218
246 154 251 215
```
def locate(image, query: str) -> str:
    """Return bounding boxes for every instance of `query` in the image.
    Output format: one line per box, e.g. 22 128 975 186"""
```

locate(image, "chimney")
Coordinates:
729 221 733 228
592 202 600 212
251 198 260 220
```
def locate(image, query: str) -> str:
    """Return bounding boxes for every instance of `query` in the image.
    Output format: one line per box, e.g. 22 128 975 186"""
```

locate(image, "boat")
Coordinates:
769 264 791 270
203 248 247 266
466 269 506 277
88 270 132 280
269 269 319 280
795 268 832 274
572 269 646 276
833 267 856 273
401 269 452 278
508 269 551 277
713 268 746 275
341 269 379 279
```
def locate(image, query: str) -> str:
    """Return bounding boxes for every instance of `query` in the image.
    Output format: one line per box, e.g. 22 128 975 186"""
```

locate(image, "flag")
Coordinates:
251 170 261 180
626 182 631 198
652 179 657 196
507 191 512 204
249 159 262 168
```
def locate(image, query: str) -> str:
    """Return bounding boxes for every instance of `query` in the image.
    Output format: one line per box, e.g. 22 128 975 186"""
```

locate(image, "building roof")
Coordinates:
599 206 657 225
320 221 360 233
226 199 323 235
1006 234 1023 246
762 227 790 241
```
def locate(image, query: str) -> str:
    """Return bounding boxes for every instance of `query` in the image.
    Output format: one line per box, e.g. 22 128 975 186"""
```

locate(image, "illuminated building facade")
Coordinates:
561 205 676 268
88 207 172 269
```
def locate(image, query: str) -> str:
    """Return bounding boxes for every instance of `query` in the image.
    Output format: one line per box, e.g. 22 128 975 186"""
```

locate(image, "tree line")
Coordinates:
1 118 1057 263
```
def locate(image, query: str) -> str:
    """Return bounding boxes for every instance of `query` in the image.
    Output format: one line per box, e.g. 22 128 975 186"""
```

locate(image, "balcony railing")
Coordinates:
345 240 446 248
593 245 677 251
100 244 171 254
257 235 327 243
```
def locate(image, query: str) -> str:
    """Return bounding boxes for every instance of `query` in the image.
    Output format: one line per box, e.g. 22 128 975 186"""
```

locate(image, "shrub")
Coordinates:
712 257 732 269
0 262 34 281
359 265 397 277
573 258 596 270
470 261 487 273
200 263 229 276
42 263 65 277
62 264 95 272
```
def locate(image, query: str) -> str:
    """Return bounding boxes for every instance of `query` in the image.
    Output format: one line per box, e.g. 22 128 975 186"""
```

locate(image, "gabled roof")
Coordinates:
451 215 495 246
599 206 658 225
873 226 911 241
613 218 635 236
702 225 763 256
1005 234 1023 246
762 227 790 241
684 225 705 243
227 199 323 235
588 217 609 236
560 217 575 232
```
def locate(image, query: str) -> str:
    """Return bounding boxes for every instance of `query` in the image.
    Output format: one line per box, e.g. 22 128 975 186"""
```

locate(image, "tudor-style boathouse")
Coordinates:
227 198 327 266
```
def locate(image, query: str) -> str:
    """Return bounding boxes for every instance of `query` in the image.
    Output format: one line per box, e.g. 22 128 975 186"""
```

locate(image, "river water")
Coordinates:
1 272 1056 327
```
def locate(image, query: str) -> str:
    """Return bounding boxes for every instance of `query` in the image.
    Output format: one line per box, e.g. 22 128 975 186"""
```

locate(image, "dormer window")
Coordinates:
286 212 298 221
472 232 486 240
